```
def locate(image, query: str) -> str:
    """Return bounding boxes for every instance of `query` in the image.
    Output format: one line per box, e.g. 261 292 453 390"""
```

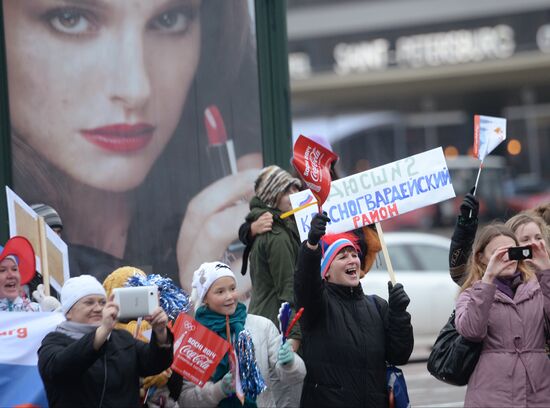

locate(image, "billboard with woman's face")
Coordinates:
2 0 262 292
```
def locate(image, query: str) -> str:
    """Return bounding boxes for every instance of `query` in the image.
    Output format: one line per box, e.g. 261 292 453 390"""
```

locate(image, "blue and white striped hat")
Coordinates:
320 233 359 279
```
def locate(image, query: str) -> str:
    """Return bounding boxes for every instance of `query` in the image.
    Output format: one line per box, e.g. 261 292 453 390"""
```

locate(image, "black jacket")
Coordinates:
295 242 413 408
38 328 173 408
449 215 478 285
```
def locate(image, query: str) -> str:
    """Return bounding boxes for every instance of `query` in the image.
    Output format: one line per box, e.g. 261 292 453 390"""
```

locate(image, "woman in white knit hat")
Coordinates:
38 274 173 407
179 261 305 408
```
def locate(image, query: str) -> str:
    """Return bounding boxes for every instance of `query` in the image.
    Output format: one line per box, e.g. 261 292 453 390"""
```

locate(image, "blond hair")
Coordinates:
506 212 550 249
461 223 534 292
529 203 550 226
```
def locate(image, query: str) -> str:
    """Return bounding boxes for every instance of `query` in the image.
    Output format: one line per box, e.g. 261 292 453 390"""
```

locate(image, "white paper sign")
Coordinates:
290 147 456 242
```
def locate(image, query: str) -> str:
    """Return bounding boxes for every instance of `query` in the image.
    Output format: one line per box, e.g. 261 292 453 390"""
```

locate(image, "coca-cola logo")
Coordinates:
304 146 322 183
179 345 214 370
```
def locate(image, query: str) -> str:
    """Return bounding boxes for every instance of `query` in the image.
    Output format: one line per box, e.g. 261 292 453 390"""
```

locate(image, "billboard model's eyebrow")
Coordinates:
42 0 110 13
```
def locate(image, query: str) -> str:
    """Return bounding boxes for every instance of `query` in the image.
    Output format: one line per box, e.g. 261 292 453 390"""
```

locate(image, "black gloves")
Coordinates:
459 187 479 220
388 282 410 312
308 212 330 246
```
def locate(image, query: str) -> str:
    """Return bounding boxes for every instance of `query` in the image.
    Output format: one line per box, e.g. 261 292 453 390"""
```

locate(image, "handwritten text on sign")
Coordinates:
289 147 455 241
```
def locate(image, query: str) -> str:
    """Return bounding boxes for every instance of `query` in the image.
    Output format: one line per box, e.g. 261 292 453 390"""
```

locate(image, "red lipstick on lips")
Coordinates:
81 123 155 153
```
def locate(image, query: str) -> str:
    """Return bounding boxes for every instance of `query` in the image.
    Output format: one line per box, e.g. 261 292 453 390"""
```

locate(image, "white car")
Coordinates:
360 232 458 360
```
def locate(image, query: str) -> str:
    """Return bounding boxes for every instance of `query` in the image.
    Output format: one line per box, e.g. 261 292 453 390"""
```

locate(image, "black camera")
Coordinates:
508 246 532 261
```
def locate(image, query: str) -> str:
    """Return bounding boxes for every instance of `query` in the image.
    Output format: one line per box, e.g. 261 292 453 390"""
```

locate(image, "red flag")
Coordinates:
291 135 338 211
171 313 230 387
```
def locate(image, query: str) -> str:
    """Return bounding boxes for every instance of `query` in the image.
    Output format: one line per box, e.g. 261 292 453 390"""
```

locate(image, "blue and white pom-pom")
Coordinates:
126 274 190 319
237 330 266 400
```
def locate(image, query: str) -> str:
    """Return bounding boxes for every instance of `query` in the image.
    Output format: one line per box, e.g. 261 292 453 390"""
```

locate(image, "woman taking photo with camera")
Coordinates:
38 274 174 407
449 193 550 285
455 223 550 407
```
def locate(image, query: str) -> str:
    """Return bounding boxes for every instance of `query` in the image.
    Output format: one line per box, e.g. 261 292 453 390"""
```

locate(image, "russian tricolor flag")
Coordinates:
0 312 64 407
473 115 506 161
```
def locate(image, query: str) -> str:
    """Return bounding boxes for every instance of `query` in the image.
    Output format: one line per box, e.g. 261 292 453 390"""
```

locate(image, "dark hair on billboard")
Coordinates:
11 1 261 284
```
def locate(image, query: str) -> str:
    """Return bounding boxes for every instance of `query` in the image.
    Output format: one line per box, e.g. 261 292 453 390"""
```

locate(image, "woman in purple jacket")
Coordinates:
456 223 550 407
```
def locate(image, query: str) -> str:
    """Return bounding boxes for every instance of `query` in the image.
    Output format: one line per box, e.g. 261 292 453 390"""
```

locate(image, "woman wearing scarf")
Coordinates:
179 261 305 407
38 274 174 407
0 236 59 312
456 223 550 407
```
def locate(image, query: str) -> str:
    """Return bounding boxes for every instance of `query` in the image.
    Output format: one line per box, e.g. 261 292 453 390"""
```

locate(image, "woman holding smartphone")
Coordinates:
455 223 550 407
38 274 173 407
3 0 262 291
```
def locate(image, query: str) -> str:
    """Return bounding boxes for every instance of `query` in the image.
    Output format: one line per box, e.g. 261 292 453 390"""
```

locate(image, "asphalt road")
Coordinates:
401 361 467 407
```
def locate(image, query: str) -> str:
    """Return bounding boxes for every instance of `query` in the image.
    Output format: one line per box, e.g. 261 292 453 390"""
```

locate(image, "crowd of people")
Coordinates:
1 163 549 407
1 1 546 407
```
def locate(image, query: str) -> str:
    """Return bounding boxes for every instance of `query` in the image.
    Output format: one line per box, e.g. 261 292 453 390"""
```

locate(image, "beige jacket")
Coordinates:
178 314 306 407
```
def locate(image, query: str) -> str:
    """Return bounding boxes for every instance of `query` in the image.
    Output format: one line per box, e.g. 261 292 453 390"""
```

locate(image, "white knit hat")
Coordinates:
61 275 107 315
192 262 235 305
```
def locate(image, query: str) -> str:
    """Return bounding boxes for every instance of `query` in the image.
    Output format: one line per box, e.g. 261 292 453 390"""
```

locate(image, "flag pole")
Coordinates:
37 216 51 296
469 162 483 218
280 201 317 219
472 161 483 196
374 222 396 284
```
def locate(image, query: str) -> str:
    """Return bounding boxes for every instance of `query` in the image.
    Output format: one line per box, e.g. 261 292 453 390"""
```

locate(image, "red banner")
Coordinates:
291 135 338 209
171 313 230 387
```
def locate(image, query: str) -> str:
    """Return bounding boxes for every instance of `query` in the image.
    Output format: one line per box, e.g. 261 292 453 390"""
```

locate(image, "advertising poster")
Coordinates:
2 1 263 294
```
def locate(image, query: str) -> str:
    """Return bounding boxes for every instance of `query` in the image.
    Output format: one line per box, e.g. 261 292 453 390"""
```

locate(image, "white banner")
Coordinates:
0 312 64 365
0 312 64 407
290 147 455 242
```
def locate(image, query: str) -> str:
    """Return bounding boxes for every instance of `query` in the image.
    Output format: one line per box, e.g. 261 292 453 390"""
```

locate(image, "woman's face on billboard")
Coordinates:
4 0 202 192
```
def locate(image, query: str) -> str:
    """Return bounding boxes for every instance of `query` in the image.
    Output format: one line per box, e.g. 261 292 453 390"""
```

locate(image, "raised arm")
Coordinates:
449 189 479 285
39 297 119 379
294 212 330 330
135 307 174 377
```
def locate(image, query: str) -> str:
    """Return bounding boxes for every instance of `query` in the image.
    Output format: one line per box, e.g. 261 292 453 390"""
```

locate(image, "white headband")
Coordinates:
3 255 18 265
192 262 236 305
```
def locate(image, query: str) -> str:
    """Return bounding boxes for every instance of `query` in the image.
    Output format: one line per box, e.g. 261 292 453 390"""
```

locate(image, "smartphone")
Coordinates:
507 246 532 261
112 286 159 320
